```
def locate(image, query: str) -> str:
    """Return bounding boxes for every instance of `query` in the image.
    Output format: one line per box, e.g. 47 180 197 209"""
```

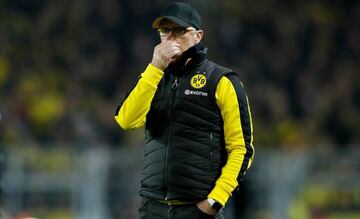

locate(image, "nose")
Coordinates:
165 31 176 40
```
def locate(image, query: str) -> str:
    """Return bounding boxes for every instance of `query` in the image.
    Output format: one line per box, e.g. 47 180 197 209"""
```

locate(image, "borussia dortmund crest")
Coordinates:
190 74 207 89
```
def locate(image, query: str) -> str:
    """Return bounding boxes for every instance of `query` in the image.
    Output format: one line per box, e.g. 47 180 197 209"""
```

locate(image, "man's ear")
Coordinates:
195 30 204 43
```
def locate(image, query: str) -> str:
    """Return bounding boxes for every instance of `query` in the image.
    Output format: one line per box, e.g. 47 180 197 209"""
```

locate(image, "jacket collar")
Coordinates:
166 42 207 75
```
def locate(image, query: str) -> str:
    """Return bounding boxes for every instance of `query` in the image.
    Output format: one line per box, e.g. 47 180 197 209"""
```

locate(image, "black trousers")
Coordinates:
138 198 225 219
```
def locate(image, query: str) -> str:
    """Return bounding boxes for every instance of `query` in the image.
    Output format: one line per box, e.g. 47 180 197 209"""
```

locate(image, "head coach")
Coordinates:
115 2 255 219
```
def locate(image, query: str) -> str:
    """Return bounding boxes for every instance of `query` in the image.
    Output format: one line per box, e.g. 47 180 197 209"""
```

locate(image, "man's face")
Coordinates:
157 19 203 60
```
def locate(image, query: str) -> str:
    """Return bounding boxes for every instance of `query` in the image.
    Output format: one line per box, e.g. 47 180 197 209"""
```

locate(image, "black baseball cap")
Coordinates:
152 2 202 30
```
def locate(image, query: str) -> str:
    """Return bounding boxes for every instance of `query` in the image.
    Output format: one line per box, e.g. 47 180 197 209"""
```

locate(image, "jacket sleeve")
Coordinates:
114 64 164 130
208 75 255 206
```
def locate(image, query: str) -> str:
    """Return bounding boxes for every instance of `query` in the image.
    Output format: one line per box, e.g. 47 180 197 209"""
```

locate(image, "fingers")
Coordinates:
151 41 182 70
196 200 217 216
161 41 181 59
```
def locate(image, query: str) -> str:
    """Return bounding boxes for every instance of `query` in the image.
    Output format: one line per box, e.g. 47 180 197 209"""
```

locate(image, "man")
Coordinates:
115 2 254 219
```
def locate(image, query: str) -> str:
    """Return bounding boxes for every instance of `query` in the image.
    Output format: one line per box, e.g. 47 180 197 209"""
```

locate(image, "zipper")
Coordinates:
210 131 214 171
171 76 178 90
164 75 179 199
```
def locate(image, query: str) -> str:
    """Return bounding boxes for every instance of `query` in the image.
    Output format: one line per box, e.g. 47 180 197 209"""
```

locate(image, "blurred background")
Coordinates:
0 0 359 218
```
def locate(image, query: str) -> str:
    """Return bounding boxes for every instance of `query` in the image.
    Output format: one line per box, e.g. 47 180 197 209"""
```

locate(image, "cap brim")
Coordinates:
152 16 190 29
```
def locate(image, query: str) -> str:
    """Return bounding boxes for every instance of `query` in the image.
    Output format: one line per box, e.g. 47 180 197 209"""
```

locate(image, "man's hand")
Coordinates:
196 199 217 216
151 40 181 70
